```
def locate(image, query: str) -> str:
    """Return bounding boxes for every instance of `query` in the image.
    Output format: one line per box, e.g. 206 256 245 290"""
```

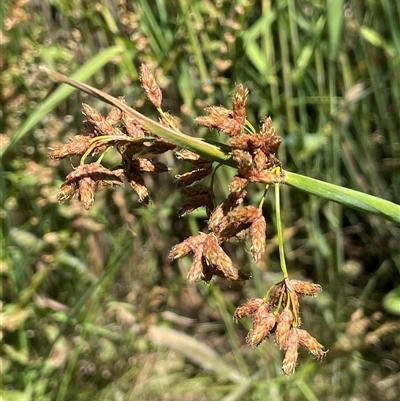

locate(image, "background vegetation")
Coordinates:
1 0 399 400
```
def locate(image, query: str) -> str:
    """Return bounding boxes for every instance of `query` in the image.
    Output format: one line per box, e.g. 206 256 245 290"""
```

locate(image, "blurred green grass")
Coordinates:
1 1 399 400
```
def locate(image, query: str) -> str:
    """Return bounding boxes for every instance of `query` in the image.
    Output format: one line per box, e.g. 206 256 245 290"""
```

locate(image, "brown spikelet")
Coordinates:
82 104 115 136
48 135 91 159
203 105 232 118
124 168 149 204
218 206 260 239
203 234 244 281
179 184 214 217
106 97 124 125
232 149 253 177
122 112 145 139
64 163 123 182
275 308 294 349
137 158 169 173
260 135 282 155
260 116 276 137
139 64 162 108
282 328 300 375
289 280 322 296
144 138 176 155
78 176 96 210
207 207 226 234
297 328 327 359
187 245 206 283
229 134 262 150
174 149 203 163
248 168 284 185
268 282 286 308
232 84 248 127
228 176 248 193
246 303 277 347
228 206 260 225
208 190 247 233
233 298 265 322
175 162 213 187
194 115 243 137
57 164 124 207
56 182 78 203
253 149 267 170
168 232 207 260
250 214 267 262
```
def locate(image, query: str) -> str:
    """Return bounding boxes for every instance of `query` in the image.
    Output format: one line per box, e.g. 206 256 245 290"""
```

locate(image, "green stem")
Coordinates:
275 181 289 279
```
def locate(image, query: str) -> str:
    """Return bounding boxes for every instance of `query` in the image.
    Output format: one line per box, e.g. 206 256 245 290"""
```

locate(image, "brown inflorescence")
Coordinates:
50 68 176 208
168 231 249 283
234 278 327 375
49 66 324 376
56 163 125 210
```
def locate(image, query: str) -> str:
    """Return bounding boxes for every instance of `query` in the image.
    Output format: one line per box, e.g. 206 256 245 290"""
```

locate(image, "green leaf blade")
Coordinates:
285 171 400 224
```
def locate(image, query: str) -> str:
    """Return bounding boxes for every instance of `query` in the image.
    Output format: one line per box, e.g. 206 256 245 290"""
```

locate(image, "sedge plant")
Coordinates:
41 64 399 376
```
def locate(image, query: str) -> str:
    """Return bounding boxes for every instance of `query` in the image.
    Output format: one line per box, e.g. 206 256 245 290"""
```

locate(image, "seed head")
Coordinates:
168 232 207 260
48 135 91 159
246 302 277 347
106 97 124 125
228 176 248 193
175 162 213 187
139 64 162 108
233 298 265 322
56 182 78 203
232 84 248 127
195 115 243 137
297 328 327 359
282 328 300 375
82 103 115 136
124 167 149 204
187 245 206 283
250 214 267 262
259 117 276 137
179 184 214 217
203 105 232 118
137 159 169 173
203 233 246 281
275 308 294 349
122 112 145 139
78 176 95 210
289 279 322 296
174 149 203 163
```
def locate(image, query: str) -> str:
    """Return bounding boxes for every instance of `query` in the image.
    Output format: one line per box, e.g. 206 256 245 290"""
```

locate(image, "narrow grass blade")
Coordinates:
285 171 400 224
327 0 345 58
0 46 124 159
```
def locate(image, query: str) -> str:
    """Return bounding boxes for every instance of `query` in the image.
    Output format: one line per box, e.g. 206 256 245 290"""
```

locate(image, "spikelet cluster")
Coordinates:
49 65 175 209
169 84 284 282
234 278 327 375
168 188 268 283
195 85 284 188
